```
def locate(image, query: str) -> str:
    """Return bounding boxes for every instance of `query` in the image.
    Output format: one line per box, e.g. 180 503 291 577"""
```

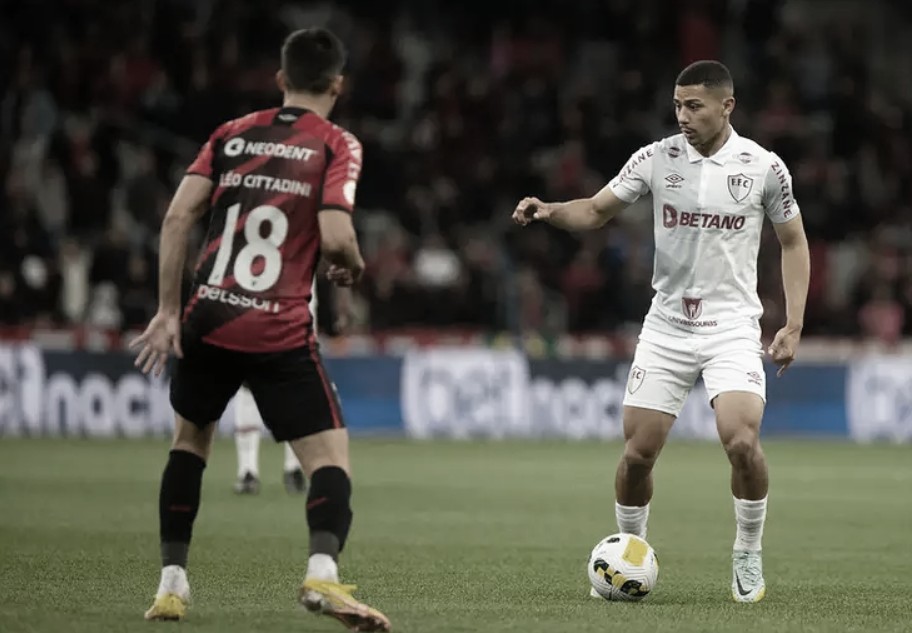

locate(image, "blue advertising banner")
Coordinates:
0 344 402 438
399 351 853 441
1 344 905 442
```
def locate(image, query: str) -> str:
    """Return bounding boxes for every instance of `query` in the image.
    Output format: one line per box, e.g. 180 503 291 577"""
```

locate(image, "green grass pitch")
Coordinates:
1 438 910 633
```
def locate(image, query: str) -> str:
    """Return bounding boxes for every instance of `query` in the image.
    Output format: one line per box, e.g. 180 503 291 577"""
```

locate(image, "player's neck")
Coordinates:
693 124 732 158
283 93 334 120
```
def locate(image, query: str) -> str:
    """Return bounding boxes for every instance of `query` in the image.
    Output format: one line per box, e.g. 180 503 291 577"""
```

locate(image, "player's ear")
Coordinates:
329 75 344 98
723 95 736 117
276 70 288 93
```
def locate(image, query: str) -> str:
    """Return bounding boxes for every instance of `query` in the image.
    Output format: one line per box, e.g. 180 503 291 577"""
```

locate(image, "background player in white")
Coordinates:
513 60 809 603
233 281 353 495
231 280 316 495
233 385 304 493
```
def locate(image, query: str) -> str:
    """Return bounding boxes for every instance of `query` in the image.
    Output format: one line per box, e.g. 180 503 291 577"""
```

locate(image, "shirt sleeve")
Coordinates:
762 153 800 223
321 129 363 213
607 143 657 204
186 124 228 179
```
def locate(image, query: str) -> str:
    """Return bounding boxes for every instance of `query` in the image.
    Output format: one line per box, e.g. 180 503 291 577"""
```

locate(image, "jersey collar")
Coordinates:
685 126 738 165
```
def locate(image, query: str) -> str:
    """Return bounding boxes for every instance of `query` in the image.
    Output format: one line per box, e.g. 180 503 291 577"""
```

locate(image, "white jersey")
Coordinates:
606 128 798 334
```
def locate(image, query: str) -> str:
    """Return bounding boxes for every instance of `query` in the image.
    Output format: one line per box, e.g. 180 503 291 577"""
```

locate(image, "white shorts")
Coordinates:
234 384 265 431
623 325 766 417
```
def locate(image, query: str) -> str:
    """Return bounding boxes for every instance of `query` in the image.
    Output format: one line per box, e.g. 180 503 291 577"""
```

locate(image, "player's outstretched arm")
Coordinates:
512 186 628 231
768 215 809 376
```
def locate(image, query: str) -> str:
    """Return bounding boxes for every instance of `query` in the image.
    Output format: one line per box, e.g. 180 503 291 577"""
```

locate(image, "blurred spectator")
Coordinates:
58 238 91 323
86 283 122 330
0 0 910 342
0 272 23 325
119 253 157 330
858 282 905 344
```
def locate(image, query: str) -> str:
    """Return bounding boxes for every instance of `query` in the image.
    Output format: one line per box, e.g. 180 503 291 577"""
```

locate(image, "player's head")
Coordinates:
277 28 347 100
673 60 734 149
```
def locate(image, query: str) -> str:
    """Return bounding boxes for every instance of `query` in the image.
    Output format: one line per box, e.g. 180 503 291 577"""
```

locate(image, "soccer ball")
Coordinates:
587 533 659 601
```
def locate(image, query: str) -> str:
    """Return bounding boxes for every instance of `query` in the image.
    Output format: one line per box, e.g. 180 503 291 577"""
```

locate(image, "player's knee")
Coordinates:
307 466 353 551
622 441 661 471
722 430 759 467
171 416 216 460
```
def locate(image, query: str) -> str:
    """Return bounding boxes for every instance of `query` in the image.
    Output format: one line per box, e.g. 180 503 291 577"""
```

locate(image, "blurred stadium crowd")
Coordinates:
1 0 911 342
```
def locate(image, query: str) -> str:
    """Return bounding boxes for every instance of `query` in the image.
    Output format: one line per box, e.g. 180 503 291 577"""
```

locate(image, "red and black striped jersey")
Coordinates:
182 106 362 352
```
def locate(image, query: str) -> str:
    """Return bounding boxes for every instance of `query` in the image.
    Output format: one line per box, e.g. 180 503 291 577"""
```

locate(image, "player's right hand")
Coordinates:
326 262 363 287
512 196 552 226
129 310 183 377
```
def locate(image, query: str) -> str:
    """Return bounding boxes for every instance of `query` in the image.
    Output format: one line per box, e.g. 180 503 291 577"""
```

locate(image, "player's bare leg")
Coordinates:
144 415 217 621
291 428 390 632
614 405 676 537
714 391 768 603
588 406 676 598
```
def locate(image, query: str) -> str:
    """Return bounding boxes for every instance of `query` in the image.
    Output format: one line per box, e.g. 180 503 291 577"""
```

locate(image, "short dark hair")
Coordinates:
281 28 347 94
675 60 733 91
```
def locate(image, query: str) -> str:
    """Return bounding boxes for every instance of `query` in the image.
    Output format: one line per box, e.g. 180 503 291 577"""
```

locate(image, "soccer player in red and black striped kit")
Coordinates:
130 28 390 631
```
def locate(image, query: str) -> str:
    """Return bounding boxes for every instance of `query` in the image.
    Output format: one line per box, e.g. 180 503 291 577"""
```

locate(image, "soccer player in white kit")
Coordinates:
234 280 353 494
233 385 306 494
232 279 320 495
513 61 809 603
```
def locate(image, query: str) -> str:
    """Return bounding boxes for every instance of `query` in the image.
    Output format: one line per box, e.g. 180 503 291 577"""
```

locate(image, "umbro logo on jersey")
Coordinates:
665 173 685 188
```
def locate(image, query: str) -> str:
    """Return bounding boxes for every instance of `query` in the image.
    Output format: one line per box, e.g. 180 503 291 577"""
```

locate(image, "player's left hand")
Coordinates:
130 310 183 377
326 264 362 287
767 326 801 377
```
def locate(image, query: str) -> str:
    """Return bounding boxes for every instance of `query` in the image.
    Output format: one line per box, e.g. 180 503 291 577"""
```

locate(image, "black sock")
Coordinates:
159 449 206 567
306 466 353 560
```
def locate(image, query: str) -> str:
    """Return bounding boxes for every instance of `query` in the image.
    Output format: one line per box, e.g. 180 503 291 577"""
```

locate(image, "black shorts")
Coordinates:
169 340 345 442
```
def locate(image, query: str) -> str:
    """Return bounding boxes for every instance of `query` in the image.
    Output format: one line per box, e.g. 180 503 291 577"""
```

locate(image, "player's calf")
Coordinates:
146 428 208 621
722 433 769 498
616 443 661 507
714 392 768 500
146 449 202 621
159 449 206 568
297 466 390 630
615 406 674 507
303 465 353 586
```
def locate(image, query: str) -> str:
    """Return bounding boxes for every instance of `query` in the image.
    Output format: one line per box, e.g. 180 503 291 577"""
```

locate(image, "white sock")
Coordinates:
284 443 300 473
157 564 190 599
615 502 650 539
305 553 339 583
733 496 767 552
235 429 260 478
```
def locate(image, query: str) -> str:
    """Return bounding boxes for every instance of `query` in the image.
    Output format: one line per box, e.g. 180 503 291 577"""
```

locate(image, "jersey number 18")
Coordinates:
207 203 288 292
